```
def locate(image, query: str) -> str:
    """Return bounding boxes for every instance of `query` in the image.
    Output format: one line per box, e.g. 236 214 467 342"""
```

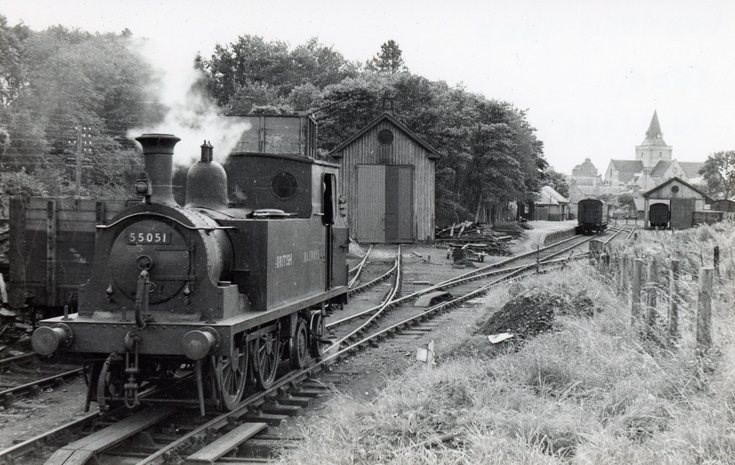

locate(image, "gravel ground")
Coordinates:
0 375 88 450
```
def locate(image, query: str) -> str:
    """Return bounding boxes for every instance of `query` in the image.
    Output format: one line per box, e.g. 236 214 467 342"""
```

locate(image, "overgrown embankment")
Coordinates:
277 225 735 464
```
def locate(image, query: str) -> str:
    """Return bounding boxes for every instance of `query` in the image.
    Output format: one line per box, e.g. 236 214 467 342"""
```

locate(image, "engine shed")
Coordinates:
329 113 440 243
642 177 715 229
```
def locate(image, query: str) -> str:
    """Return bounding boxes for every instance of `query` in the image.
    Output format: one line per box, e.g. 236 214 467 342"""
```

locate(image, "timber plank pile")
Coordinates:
436 221 516 257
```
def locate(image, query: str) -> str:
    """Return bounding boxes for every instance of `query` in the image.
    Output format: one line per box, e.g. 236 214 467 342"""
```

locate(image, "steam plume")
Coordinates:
127 38 249 165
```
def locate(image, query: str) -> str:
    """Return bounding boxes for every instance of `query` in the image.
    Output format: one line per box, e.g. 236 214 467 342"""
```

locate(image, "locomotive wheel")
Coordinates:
216 342 248 410
253 328 280 390
309 312 326 359
289 319 308 369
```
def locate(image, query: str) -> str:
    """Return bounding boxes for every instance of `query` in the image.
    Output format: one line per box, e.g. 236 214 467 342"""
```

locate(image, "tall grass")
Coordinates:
276 226 735 465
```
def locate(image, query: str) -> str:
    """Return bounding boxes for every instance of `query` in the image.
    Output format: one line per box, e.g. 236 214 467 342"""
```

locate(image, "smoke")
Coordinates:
126 37 250 166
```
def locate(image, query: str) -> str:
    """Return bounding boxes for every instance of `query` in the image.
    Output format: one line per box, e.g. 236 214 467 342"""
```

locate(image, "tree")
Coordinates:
699 151 735 199
368 40 406 73
617 192 636 211
0 21 164 196
198 35 355 110
0 15 30 110
543 168 569 198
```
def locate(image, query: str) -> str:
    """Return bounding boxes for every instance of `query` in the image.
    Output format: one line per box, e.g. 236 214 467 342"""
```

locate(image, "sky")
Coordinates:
3 0 735 174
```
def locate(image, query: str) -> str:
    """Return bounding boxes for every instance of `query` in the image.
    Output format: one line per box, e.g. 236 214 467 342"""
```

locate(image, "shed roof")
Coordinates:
329 112 441 159
536 185 569 205
641 176 714 201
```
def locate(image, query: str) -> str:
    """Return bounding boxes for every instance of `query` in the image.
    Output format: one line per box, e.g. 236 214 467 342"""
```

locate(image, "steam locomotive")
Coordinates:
30 133 349 412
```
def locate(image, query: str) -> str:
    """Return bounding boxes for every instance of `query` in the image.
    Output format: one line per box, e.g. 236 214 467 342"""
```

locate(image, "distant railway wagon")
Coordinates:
576 198 608 235
8 197 136 316
648 203 670 229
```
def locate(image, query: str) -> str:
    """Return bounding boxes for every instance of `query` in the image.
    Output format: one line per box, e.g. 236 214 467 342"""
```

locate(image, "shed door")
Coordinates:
356 165 386 242
385 166 414 243
671 198 695 229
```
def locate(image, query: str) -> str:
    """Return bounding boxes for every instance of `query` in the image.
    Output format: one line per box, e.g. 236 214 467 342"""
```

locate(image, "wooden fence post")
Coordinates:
589 239 603 259
622 255 630 299
696 267 714 353
632 258 643 326
646 259 658 337
668 259 680 343
600 252 610 274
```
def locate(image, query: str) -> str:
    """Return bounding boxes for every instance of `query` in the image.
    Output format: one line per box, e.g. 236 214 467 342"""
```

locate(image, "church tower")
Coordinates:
635 111 672 168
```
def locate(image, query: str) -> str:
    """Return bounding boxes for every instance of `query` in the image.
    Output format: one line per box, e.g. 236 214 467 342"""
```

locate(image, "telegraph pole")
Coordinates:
76 126 83 197
73 126 92 197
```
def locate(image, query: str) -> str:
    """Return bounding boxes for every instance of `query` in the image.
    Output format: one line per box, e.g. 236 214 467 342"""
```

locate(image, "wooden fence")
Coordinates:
597 245 718 355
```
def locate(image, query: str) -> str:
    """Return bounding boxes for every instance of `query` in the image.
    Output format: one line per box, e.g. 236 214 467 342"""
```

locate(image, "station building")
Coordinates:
330 113 440 243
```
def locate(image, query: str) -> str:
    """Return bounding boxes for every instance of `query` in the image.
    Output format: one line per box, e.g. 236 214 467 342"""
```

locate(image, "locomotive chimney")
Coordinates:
135 133 180 206
185 141 229 210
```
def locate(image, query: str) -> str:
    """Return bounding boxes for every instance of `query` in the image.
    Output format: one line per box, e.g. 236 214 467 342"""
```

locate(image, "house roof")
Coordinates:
650 159 672 177
329 112 441 159
678 161 705 179
641 176 714 201
609 159 644 183
536 185 569 205
640 110 668 146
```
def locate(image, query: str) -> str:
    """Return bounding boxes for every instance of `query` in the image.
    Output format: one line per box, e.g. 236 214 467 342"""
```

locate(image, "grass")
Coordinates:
275 225 735 464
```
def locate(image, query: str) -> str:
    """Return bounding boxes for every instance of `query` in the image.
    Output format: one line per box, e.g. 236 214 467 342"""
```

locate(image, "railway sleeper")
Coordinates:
238 437 299 458
293 388 326 398
241 413 287 427
276 395 311 407
261 402 302 416
185 422 267 465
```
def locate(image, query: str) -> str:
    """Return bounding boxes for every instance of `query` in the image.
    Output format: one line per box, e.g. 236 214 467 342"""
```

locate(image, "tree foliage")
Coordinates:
699 151 735 200
0 17 162 197
197 35 357 112
543 169 569 198
367 40 406 73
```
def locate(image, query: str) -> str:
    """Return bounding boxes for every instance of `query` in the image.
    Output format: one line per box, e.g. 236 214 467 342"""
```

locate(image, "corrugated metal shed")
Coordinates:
330 113 440 243
641 176 714 229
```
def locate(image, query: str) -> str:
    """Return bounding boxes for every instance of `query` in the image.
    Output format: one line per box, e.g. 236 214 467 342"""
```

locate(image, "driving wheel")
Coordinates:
216 341 248 410
309 311 326 359
289 319 308 369
252 326 280 390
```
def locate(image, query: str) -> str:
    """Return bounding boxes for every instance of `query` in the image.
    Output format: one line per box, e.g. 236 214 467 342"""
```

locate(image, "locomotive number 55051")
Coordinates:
127 231 171 244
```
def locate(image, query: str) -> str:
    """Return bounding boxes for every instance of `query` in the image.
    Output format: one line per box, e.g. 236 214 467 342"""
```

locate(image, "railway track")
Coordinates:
0 352 83 407
326 233 606 358
0 230 612 465
347 244 372 288
328 232 597 336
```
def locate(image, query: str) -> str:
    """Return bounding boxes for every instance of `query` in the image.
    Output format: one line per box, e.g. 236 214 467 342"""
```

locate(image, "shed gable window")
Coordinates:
377 129 394 145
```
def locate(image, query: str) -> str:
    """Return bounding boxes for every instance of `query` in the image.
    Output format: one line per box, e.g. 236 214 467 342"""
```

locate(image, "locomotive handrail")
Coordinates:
96 212 237 231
